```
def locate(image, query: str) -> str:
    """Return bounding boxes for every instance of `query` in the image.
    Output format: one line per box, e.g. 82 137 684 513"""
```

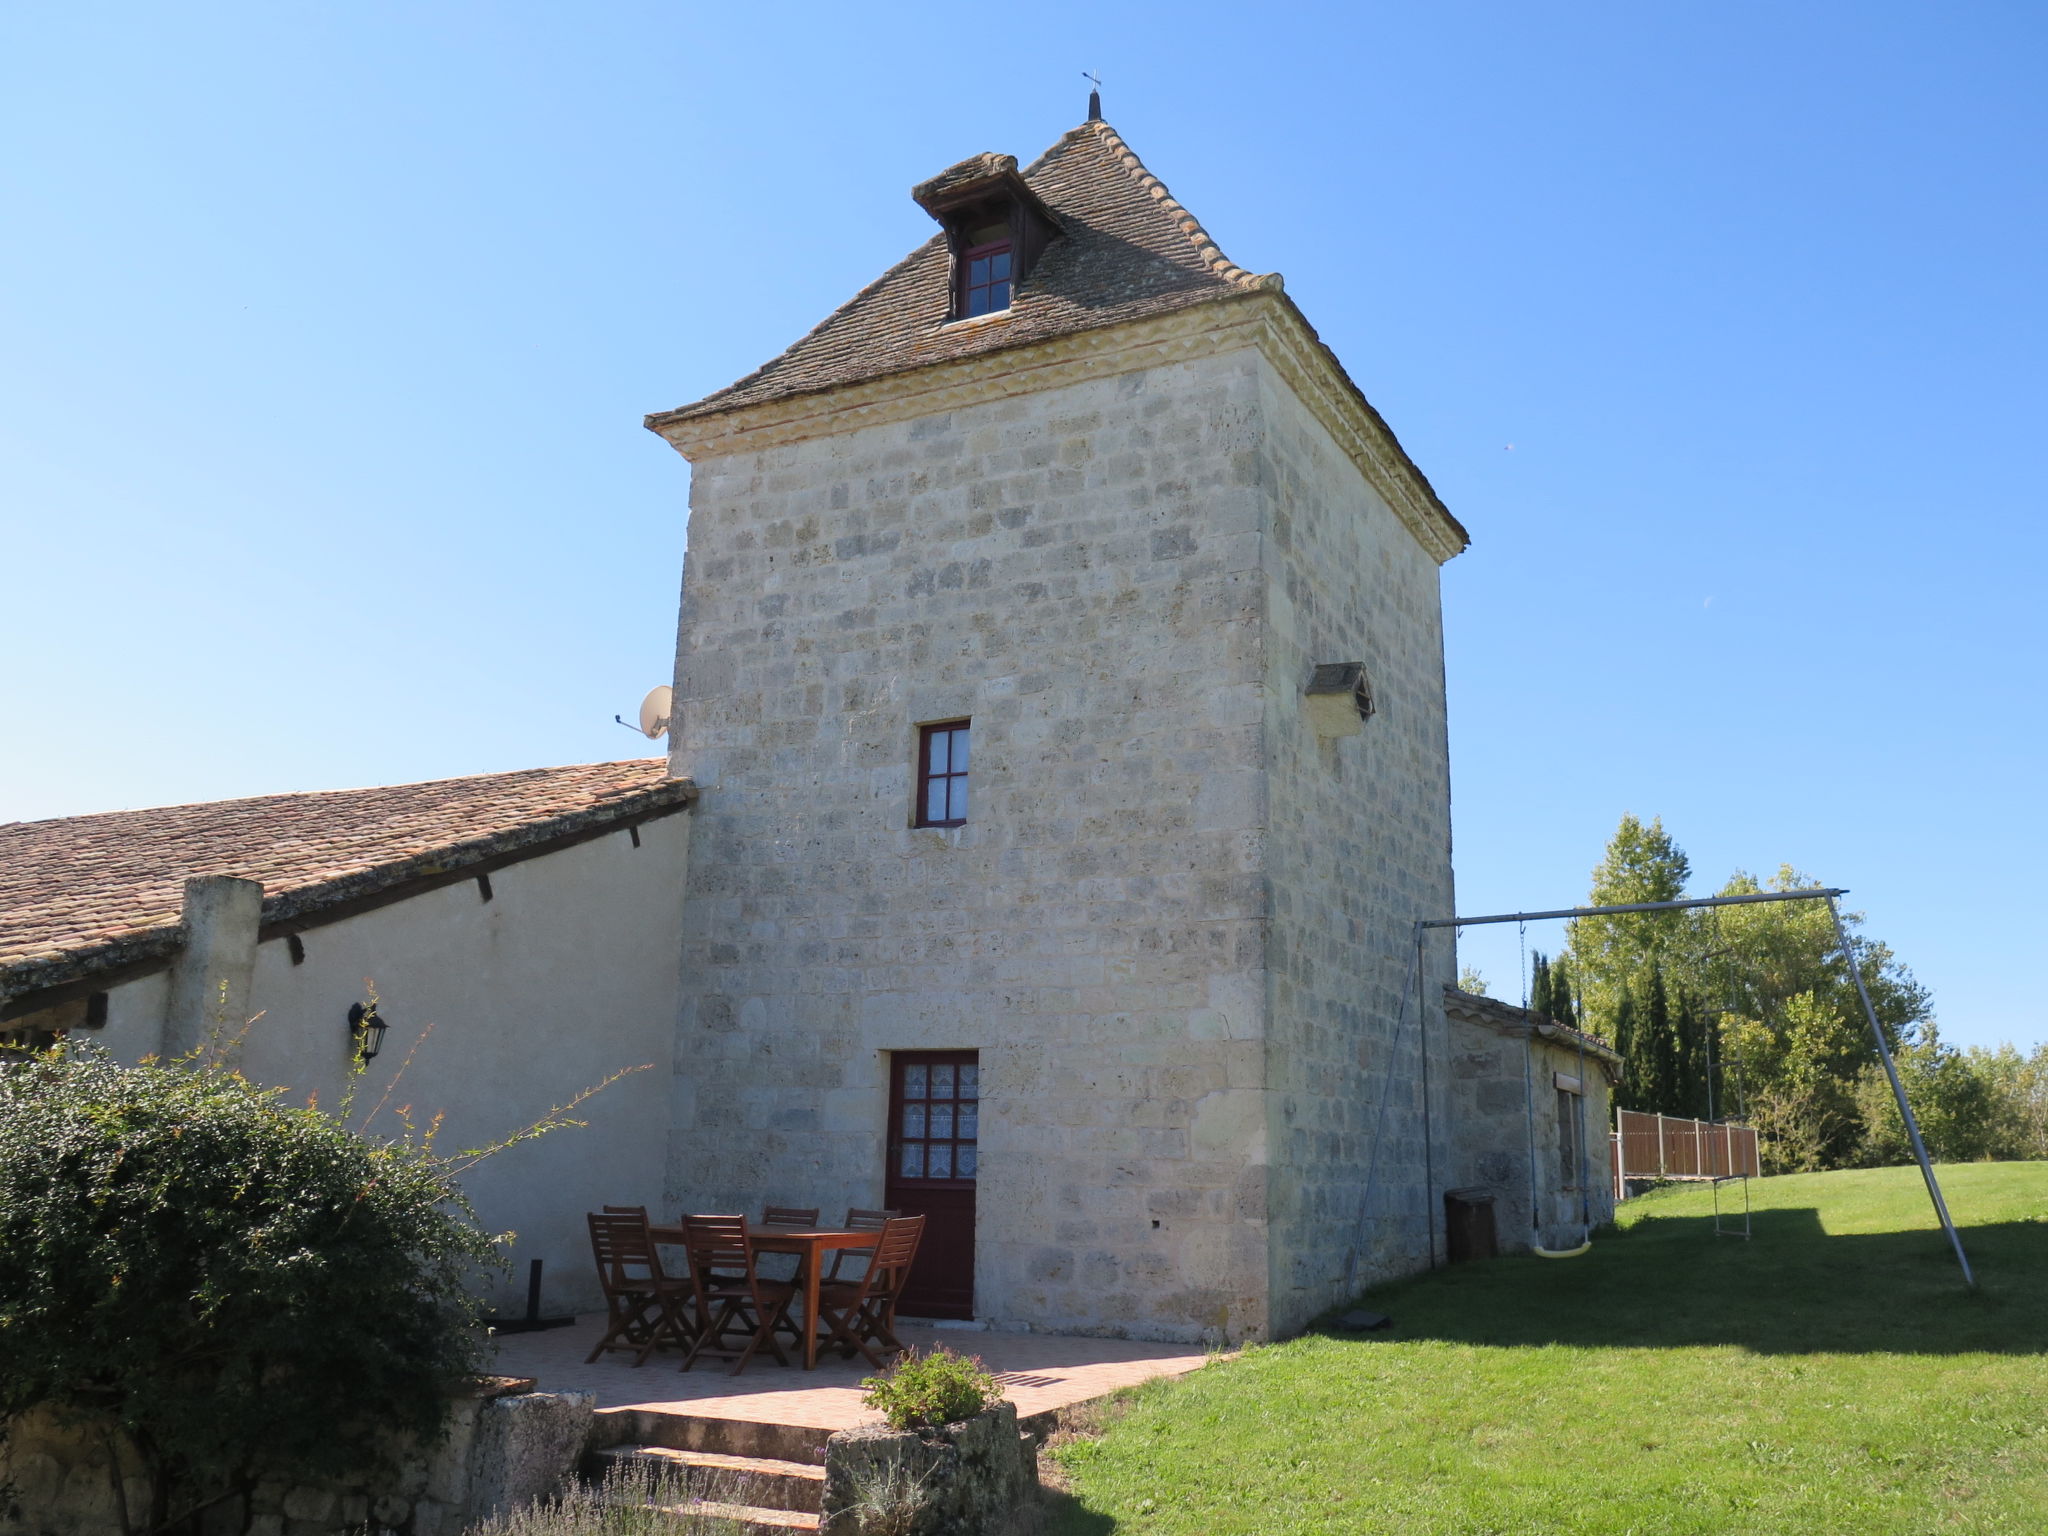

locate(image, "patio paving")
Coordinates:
490 1316 1215 1432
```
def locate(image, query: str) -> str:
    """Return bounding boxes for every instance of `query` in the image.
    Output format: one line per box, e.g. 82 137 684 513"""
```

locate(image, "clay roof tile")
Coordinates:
648 119 1275 429
0 760 693 1004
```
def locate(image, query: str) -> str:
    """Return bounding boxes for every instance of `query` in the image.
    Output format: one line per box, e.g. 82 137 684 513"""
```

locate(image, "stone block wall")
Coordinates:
0 1389 592 1536
1254 366 1457 1332
1444 994 1617 1252
666 349 1275 1342
820 1402 1037 1536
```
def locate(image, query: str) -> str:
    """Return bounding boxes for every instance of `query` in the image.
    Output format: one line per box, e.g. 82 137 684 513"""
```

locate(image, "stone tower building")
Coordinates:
647 113 1469 1342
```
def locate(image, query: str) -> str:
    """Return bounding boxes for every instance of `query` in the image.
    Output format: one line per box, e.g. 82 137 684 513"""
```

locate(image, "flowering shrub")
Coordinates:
859 1345 1003 1431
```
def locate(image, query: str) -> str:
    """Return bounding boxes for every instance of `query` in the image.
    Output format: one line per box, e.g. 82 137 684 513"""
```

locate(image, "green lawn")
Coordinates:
1048 1163 2048 1535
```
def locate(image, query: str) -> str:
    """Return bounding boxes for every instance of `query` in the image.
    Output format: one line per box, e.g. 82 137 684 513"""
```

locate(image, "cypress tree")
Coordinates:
1552 956 1578 1027
1672 989 1706 1118
1646 967 1678 1114
1529 952 1554 1019
1612 992 1640 1111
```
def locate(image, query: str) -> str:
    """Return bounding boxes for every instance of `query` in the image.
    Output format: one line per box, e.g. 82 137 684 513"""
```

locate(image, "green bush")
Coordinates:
859 1345 1003 1431
0 1044 498 1532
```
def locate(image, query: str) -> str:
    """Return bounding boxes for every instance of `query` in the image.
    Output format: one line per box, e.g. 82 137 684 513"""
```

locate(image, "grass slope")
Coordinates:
1050 1163 2048 1535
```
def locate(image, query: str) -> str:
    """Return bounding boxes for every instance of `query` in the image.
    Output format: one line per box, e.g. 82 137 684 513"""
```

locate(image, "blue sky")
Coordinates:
3 4 2041 1051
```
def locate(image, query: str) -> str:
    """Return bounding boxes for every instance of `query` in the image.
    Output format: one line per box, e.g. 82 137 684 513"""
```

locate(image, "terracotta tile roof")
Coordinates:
649 118 1275 427
1443 985 1624 1074
0 760 694 1004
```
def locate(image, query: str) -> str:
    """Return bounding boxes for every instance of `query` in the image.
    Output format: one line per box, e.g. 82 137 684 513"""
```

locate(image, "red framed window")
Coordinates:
959 240 1013 317
916 720 970 827
890 1052 980 1184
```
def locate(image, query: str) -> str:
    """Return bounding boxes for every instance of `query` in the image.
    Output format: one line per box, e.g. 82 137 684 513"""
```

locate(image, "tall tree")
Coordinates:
1611 992 1641 1112
1550 955 1579 1028
1708 866 1932 1167
1644 966 1678 1113
1528 952 1555 1020
1566 815 1694 1041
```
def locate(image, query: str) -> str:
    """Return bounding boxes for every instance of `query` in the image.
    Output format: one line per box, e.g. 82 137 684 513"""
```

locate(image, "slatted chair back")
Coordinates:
589 1211 659 1290
603 1203 649 1218
814 1214 925 1369
824 1207 901 1281
683 1214 752 1276
679 1215 794 1376
585 1211 689 1366
762 1205 820 1227
866 1214 925 1293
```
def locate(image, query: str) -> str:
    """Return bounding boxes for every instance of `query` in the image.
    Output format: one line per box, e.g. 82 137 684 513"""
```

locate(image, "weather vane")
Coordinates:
1083 69 1102 121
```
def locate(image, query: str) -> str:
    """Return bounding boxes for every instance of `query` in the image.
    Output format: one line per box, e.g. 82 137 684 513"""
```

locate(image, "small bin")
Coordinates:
1443 1188 1498 1264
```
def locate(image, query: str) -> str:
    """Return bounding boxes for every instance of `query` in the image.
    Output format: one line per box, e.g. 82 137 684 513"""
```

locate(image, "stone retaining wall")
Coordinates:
821 1402 1037 1536
1 1388 592 1536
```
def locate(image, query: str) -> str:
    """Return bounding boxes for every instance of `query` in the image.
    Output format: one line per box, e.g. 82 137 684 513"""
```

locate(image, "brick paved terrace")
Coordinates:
490 1316 1215 1433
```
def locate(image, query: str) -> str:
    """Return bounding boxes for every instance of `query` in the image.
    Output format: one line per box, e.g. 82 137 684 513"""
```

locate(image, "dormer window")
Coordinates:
961 239 1013 317
911 153 1062 323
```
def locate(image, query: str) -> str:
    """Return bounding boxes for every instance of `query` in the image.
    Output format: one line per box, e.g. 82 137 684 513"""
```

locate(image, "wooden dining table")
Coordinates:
649 1220 879 1371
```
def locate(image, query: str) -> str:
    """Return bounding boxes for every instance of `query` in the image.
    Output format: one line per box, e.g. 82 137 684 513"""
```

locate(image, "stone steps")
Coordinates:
592 1405 834 1465
589 1444 825 1513
645 1500 819 1533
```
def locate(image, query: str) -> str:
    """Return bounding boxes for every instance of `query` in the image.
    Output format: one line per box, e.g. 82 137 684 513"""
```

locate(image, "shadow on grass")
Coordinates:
1027 1487 1117 1535
1321 1210 2048 1356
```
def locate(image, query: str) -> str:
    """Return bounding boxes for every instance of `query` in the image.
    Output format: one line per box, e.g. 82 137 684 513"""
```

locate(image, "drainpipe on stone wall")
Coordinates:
163 875 263 1059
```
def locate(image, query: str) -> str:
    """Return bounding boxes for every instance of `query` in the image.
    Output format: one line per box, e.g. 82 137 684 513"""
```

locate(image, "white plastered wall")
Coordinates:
85 812 690 1316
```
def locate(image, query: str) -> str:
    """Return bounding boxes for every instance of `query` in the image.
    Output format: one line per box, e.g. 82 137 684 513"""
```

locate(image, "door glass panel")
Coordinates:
902 1104 926 1138
904 1064 926 1098
959 1064 978 1098
933 1064 955 1096
930 1104 953 1140
928 1144 953 1179
957 1146 978 1178
958 1104 978 1140
899 1144 925 1178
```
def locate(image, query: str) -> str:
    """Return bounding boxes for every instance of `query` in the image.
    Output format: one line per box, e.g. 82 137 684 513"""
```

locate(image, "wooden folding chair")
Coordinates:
585 1212 693 1367
824 1207 901 1283
679 1215 797 1376
815 1214 924 1369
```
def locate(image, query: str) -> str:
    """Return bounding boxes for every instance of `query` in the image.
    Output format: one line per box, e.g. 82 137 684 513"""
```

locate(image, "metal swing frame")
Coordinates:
1348 886 1975 1290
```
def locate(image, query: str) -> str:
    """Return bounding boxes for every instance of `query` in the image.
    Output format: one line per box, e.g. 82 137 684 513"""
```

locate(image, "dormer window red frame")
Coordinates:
960 240 1013 317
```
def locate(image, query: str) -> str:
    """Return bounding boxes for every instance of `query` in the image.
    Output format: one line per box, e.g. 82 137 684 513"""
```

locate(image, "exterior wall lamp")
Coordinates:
1305 661 1374 740
347 1002 388 1062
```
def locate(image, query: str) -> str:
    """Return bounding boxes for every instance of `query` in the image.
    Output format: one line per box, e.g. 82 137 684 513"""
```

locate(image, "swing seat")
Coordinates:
1532 1240 1592 1259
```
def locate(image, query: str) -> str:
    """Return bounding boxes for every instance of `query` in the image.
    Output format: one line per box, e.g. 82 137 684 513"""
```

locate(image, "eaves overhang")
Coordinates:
646 290 1469 565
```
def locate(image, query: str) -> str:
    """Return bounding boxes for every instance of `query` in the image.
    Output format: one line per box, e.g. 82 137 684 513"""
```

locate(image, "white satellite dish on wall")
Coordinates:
637 685 673 739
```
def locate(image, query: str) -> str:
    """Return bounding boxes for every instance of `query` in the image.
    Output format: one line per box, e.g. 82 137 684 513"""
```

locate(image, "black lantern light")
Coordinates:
347 1001 388 1062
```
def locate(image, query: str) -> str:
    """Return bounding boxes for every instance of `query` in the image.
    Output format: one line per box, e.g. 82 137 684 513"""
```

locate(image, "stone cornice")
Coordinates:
1256 297 1470 564
649 292 1469 565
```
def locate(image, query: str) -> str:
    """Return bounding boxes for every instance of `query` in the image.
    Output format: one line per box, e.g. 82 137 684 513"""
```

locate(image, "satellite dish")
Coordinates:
637 685 673 739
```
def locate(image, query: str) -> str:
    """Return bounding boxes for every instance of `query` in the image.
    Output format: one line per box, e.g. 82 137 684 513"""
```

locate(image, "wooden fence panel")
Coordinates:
1613 1109 1758 1198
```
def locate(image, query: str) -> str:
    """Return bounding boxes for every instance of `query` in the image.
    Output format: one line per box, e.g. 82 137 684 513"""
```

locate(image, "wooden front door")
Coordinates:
884 1050 978 1319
